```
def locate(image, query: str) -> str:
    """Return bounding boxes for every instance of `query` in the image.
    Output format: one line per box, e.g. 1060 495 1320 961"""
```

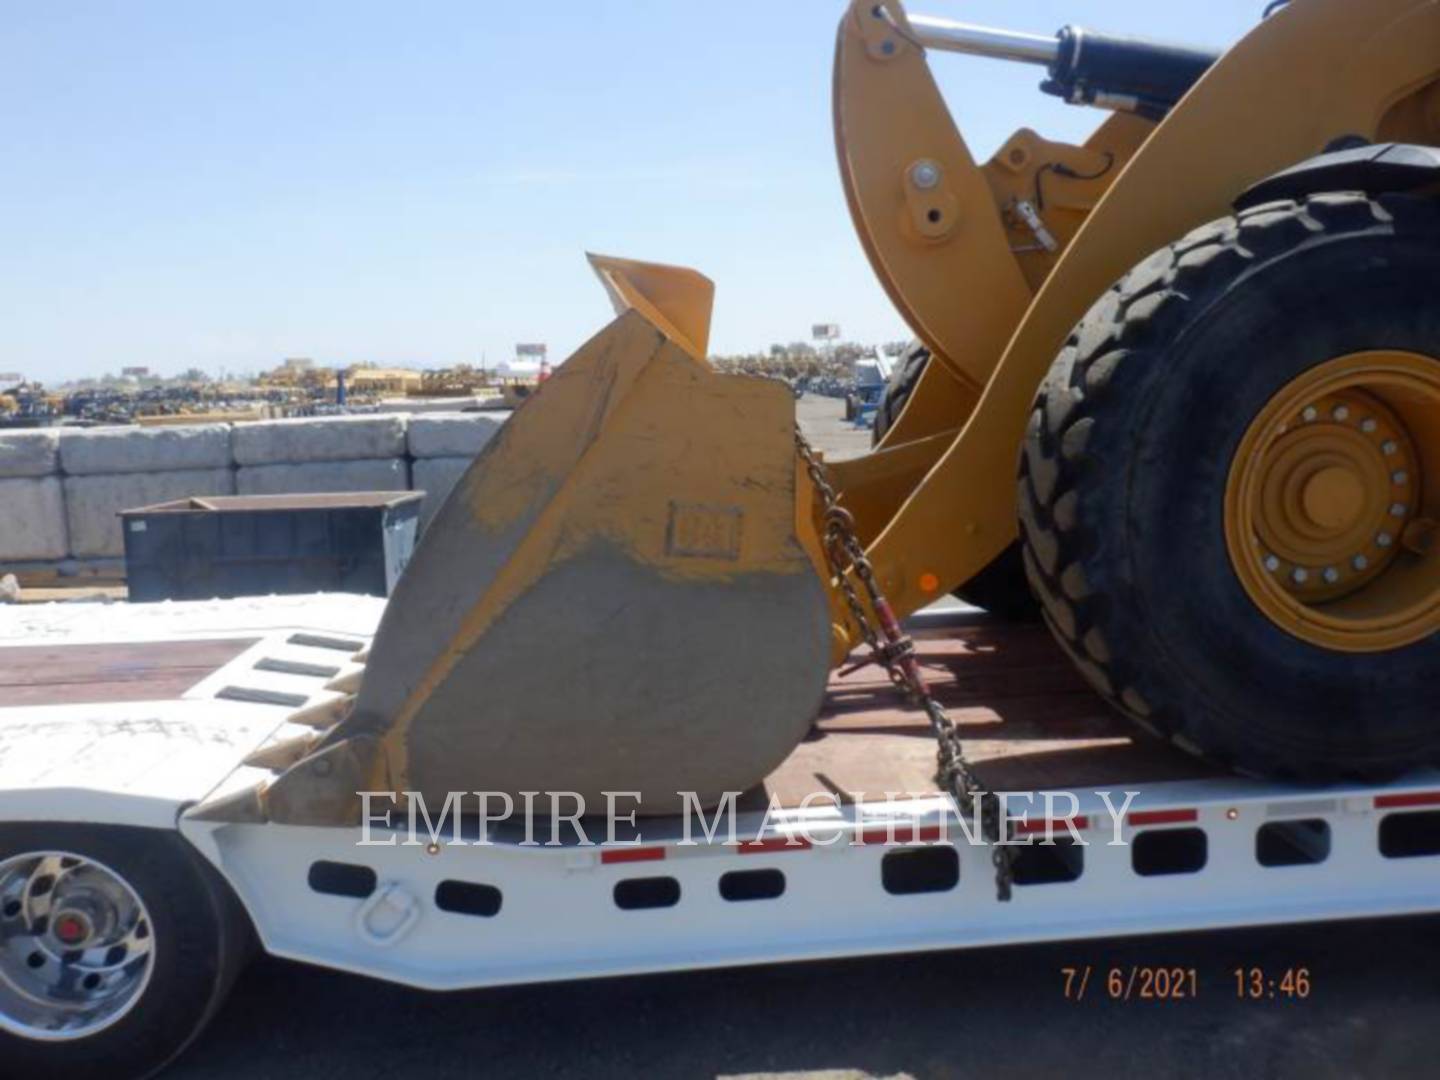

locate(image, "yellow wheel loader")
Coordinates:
213 0 1440 827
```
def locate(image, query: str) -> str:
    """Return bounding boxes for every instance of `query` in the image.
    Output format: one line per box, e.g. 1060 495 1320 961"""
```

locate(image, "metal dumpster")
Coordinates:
120 492 422 602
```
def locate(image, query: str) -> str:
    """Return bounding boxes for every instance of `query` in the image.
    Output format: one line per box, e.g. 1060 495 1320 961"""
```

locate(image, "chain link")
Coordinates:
796 428 1014 901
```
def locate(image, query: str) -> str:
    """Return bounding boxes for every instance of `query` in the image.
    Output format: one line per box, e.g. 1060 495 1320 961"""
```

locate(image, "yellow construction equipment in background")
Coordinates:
218 0 1440 826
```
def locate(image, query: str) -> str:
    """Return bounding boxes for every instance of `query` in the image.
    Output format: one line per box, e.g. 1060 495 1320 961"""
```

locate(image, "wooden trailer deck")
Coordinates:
762 612 1215 806
0 608 1215 805
0 639 259 707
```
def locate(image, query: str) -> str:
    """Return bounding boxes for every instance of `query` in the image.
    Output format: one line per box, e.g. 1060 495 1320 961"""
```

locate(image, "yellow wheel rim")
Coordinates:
1225 351 1440 653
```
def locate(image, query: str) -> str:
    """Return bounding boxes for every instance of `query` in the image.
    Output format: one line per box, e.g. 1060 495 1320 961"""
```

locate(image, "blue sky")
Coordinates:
3 1 1264 381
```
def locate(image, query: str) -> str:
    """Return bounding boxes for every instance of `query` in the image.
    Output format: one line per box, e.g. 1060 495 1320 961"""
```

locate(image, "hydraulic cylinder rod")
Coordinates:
906 11 1221 116
906 14 1060 66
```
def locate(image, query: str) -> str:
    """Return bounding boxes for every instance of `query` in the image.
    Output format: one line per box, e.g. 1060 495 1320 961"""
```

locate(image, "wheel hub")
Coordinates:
0 851 155 1042
51 910 95 949
1302 465 1365 530
1226 351 1440 652
1251 387 1416 602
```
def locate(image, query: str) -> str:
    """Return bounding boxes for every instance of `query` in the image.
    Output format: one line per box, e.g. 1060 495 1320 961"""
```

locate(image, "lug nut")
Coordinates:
1292 567 1309 585
1378 532 1394 548
1393 471 1409 486
1391 503 1408 518
1352 554 1369 571
1263 555 1280 573
1362 418 1378 433
1302 406 1318 422
1333 405 1350 421
1382 440 1398 455
1323 567 1340 584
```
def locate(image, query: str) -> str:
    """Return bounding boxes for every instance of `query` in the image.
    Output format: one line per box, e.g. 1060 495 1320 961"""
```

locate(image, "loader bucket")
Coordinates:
259 256 834 825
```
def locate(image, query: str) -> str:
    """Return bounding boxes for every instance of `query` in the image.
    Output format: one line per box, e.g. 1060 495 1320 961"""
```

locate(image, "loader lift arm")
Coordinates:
835 1 1212 464
837 0 1440 628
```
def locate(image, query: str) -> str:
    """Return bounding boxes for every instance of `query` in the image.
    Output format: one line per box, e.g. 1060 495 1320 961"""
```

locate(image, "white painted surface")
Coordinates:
182 775 1440 993
0 698 288 828
0 594 383 825
0 592 385 646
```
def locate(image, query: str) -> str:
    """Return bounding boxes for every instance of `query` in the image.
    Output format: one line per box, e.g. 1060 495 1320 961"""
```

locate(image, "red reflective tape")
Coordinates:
1375 791 1440 810
600 847 666 865
861 824 945 844
860 824 944 844
1013 815 1090 836
739 836 812 854
1127 809 1198 827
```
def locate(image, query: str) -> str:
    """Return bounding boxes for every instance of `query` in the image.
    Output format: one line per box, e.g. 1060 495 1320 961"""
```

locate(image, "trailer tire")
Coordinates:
1019 192 1440 779
874 342 1039 622
0 823 252 1080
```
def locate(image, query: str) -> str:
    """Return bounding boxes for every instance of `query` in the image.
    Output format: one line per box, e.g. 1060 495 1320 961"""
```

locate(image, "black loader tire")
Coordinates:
871 341 931 446
1018 192 1440 780
0 823 253 1080
874 342 1039 622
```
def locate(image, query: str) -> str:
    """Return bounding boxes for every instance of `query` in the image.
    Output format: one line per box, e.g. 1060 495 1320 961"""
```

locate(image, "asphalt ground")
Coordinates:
181 914 1440 1079
797 391 876 461
174 396 1439 1079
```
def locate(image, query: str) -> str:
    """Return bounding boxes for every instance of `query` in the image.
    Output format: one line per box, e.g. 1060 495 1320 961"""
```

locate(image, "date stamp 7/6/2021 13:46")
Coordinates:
1061 966 1314 1002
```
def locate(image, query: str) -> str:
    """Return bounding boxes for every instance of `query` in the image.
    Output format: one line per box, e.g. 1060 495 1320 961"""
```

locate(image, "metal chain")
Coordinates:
796 428 1014 901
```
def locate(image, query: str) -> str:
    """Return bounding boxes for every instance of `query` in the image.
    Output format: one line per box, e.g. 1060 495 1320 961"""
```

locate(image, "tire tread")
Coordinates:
1018 193 1435 779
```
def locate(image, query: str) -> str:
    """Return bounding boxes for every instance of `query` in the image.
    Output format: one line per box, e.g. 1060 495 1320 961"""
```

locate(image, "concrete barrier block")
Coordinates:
235 458 409 496
0 476 68 560
232 415 407 466
411 456 472 531
65 468 235 558
406 413 505 459
0 429 60 478
59 423 231 476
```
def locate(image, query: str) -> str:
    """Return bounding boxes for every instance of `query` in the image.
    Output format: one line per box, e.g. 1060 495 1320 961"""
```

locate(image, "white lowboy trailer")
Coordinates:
3 594 1440 1077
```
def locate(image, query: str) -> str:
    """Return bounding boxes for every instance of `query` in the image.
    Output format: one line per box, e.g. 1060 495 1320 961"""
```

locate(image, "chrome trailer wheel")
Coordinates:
0 826 252 1080
0 851 156 1042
